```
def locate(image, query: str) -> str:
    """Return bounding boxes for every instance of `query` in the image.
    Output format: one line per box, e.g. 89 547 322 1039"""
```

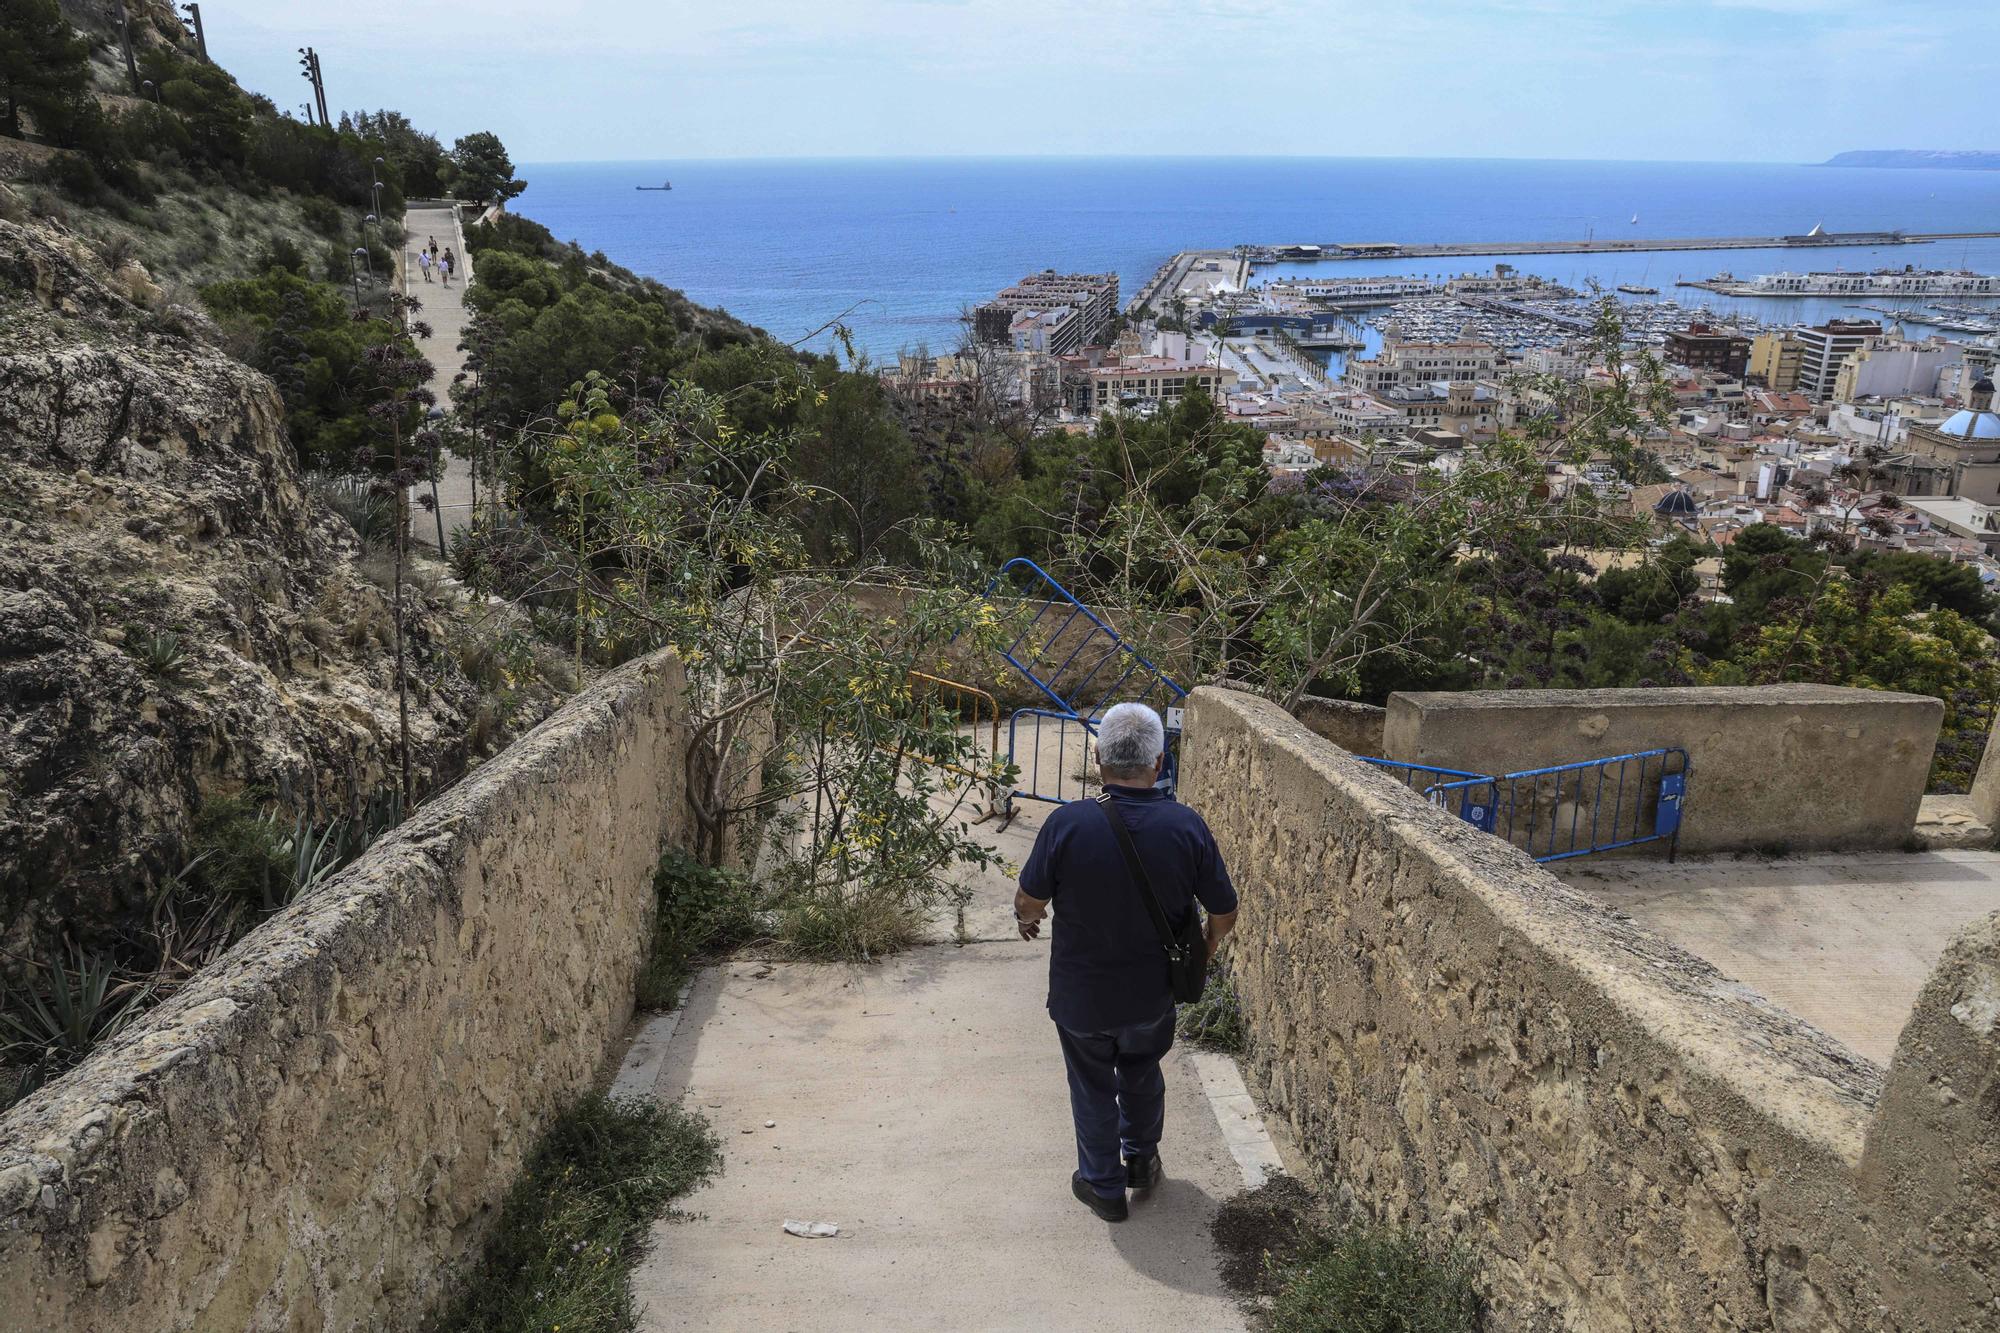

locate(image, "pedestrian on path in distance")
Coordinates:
428 236 438 261
441 249 456 285
1014 702 1237 1223
417 249 432 282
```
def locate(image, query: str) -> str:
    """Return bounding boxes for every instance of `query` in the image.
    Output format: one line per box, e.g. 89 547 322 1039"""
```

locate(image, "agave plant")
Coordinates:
0 946 155 1104
305 472 398 548
128 629 191 683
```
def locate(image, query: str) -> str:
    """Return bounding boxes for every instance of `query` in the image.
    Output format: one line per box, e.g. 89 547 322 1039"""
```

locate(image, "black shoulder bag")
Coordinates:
1093 793 1209 1003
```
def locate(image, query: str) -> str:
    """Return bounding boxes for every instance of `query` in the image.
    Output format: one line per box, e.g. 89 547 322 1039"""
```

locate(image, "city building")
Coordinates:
973 271 1119 354
1079 357 1226 413
1374 380 1499 440
1794 320 1882 401
1664 323 1752 378
1830 336 1962 403
1714 269 2000 297
1342 335 1500 393
1904 496 2000 553
1879 376 2000 503
1747 331 1803 392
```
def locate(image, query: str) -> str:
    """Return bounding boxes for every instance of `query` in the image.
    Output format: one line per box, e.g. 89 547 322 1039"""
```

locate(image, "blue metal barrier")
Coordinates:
1006 709 1099 807
977 558 1188 723
1003 707 1187 811
971 559 1191 820
1424 748 1690 863
1354 757 1491 799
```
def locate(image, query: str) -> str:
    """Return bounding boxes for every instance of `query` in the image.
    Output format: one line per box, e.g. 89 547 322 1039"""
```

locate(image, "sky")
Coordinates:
197 0 1996 164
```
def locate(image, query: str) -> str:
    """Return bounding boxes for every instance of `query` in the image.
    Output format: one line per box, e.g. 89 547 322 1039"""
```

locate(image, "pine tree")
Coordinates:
0 0 91 141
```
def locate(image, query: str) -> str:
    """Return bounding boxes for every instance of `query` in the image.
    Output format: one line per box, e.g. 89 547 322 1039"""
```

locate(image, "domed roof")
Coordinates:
1941 409 2000 440
1654 488 1699 515
1975 375 1995 393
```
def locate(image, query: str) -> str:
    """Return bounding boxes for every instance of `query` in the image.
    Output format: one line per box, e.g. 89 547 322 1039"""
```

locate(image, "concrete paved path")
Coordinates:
627 802 1258 1332
401 203 477 552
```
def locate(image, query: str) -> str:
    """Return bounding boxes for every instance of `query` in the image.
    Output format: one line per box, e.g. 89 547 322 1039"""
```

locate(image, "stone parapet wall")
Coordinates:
0 651 696 1331
1184 686 1999 1331
1384 684 1942 854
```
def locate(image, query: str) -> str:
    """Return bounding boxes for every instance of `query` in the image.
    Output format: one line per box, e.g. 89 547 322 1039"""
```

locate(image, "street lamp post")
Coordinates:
355 243 373 283
425 405 447 554
180 4 209 62
140 79 160 104
298 49 318 126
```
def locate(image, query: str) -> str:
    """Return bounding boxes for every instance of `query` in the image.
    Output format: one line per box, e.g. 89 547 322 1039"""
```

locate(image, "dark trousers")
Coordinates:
1056 1006 1176 1197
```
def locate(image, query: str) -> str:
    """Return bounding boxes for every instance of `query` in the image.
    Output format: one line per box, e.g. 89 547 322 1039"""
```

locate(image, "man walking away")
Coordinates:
1015 702 1237 1222
417 249 432 282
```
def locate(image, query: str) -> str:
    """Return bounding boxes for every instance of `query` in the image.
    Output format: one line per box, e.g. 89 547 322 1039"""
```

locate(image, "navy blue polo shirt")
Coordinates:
1018 785 1237 1032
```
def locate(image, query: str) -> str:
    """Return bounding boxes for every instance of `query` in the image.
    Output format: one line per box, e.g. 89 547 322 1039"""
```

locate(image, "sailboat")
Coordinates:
1630 212 1640 225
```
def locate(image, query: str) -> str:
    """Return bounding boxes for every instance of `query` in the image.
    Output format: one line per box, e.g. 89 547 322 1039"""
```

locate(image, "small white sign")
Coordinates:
1166 707 1185 731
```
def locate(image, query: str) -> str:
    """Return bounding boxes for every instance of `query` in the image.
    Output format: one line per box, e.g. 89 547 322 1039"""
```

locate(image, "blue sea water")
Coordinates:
513 157 2000 360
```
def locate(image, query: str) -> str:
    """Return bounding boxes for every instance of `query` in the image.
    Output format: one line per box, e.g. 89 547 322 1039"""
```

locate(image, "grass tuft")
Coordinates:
1267 1224 1481 1333
1177 969 1245 1052
773 887 926 963
427 1095 721 1333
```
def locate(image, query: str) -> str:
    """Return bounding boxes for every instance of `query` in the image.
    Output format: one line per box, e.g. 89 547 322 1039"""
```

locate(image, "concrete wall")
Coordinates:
1184 686 2000 1331
0 651 697 1331
1384 684 1942 855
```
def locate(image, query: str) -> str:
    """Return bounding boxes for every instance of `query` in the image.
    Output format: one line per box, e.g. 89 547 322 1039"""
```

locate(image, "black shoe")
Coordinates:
1125 1152 1163 1192
1071 1173 1129 1222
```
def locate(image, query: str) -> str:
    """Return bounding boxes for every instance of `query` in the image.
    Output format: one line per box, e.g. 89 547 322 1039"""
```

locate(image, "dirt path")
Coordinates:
622 800 1270 1331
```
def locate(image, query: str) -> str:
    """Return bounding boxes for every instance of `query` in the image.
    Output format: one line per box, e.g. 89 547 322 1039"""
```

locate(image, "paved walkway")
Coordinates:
623 801 1267 1332
402 203 477 551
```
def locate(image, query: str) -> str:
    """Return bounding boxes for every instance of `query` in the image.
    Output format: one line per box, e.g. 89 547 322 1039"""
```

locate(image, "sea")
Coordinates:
512 156 2000 364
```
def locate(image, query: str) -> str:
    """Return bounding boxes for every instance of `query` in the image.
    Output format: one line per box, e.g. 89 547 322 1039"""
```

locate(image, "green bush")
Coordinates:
200 268 419 471
1268 1224 1481 1333
188 793 291 905
635 850 762 1009
428 1095 720 1333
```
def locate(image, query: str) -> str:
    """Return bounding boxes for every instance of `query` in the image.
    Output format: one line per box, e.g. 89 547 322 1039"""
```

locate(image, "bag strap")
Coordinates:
1093 794 1185 960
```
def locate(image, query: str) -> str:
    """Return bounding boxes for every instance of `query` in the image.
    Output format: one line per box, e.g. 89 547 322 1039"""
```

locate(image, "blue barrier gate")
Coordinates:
1005 709 1099 808
978 558 1188 725
1424 748 1690 863
971 559 1190 818
1354 758 1491 798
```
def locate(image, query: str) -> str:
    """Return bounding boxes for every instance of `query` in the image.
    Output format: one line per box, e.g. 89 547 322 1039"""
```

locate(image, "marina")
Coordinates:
1236 227 2000 264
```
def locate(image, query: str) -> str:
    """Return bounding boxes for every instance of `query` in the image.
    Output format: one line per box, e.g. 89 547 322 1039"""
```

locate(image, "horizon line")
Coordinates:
516 151 1856 170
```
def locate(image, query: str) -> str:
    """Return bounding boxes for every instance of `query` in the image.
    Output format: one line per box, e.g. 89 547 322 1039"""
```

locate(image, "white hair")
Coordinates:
1096 702 1166 776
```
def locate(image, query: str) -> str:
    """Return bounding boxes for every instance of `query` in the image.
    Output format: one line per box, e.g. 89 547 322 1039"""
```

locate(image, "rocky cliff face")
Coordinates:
0 216 481 961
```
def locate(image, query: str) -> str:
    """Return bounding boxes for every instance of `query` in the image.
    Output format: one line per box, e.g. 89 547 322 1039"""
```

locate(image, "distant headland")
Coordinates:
1822 149 2000 170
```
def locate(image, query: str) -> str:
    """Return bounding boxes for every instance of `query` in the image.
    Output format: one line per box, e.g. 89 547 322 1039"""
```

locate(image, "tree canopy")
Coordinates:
450 131 525 205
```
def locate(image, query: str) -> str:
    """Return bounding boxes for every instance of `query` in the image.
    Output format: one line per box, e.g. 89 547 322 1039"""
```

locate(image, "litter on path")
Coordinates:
782 1220 840 1239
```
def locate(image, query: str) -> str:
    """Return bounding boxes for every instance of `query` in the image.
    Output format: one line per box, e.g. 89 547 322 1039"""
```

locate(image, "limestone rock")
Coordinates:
0 216 489 963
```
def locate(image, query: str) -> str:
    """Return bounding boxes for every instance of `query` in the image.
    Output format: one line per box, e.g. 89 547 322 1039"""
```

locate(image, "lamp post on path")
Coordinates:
424 405 448 555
